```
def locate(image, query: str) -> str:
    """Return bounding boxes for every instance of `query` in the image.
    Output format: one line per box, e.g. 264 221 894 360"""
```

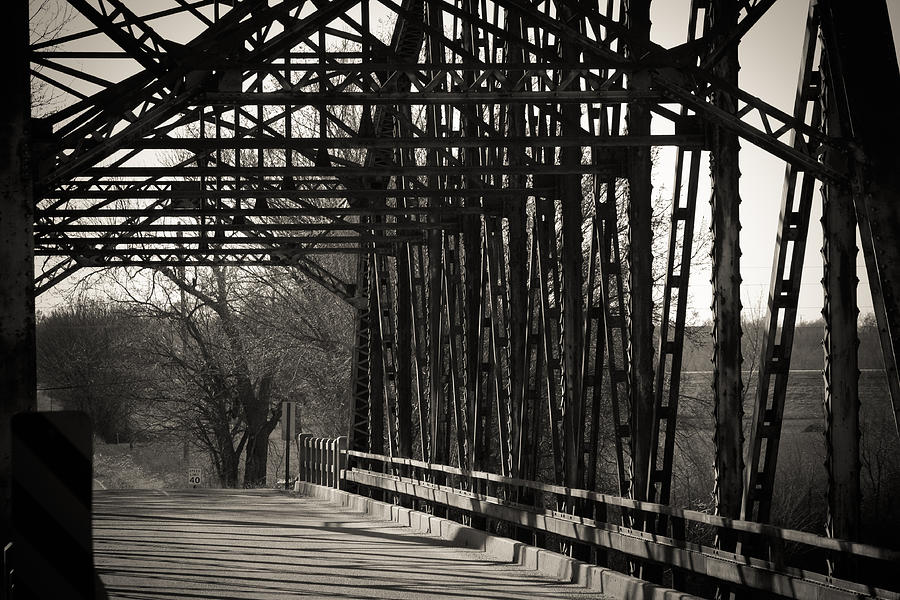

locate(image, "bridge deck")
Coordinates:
94 489 613 599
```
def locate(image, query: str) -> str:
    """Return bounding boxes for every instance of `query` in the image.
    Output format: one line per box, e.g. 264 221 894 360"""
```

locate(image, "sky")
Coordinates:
33 0 900 326
650 0 900 323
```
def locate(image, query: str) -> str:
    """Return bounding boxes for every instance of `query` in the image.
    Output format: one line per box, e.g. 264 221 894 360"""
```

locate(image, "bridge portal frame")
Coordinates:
3 0 900 593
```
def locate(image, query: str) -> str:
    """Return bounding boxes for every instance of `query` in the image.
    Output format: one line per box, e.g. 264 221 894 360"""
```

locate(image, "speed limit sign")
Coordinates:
188 467 202 487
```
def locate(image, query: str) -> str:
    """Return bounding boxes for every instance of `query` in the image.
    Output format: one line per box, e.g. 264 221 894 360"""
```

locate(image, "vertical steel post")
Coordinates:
708 0 744 534
392 45 417 462
335 436 348 490
557 3 586 493
457 0 483 474
815 0 897 576
313 439 319 485
320 439 327 486
823 76 861 559
424 0 448 468
407 242 430 462
346 1 374 461
648 4 705 520
0 0 35 545
818 0 900 444
321 439 327 486
741 2 821 528
329 439 336 488
396 249 415 458
444 233 470 468
535 199 565 484
368 280 386 457
482 224 512 476
506 204 527 472
519 237 544 484
372 254 401 459
299 434 312 482
624 0 654 503
325 439 330 486
428 231 447 464
503 11 528 481
347 253 373 454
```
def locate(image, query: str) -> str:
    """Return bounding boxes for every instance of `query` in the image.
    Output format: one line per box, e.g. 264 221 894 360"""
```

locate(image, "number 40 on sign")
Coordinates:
188 467 202 487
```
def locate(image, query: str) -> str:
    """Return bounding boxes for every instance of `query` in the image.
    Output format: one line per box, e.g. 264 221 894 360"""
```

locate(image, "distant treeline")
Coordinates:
680 318 884 372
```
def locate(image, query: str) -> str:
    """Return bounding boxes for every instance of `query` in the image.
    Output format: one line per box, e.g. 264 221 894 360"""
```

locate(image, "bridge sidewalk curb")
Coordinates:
295 482 700 600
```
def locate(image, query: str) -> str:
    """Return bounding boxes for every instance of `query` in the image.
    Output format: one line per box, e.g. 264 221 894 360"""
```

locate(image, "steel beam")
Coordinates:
443 233 469 469
195 91 665 105
66 0 172 75
624 0 654 505
535 198 564 485
519 236 544 484
708 0 744 539
817 0 900 576
742 2 822 528
558 2 586 494
647 1 705 523
82 133 692 150
395 249 415 458
427 230 446 464
348 252 373 453
484 223 512 477
821 65 860 577
819 0 900 442
405 240 429 461
368 262 386 457
0 0 35 544
20 4 900 591
71 165 624 179
503 8 528 483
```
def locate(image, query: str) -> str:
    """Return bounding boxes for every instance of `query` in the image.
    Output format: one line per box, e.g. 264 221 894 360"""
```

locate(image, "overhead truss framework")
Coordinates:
25 0 900 581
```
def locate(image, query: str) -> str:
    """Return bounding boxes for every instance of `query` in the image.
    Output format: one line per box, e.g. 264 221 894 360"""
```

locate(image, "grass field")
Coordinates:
93 438 189 489
672 370 900 545
93 434 293 490
677 369 897 458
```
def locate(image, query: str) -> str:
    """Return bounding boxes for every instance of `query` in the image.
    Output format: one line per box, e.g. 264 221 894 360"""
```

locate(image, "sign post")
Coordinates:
282 402 298 489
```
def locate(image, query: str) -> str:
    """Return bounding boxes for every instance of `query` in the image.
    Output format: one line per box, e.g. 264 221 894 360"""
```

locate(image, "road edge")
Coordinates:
295 482 699 600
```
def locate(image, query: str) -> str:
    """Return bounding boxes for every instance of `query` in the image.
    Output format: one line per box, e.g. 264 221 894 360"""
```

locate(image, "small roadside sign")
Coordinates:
282 401 300 440
188 467 202 487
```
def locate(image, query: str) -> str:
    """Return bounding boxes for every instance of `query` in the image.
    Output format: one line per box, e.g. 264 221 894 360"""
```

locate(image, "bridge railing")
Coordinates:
296 441 899 600
296 435 346 489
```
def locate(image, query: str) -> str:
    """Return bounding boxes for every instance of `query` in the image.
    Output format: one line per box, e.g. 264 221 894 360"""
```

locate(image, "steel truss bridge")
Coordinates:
2 0 900 598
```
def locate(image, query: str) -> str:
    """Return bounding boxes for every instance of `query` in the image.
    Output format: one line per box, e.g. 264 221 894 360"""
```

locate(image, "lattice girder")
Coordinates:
23 5 900 590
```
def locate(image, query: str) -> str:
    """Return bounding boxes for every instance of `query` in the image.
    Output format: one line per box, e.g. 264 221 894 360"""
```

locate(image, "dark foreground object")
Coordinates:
10 412 99 599
93 489 611 599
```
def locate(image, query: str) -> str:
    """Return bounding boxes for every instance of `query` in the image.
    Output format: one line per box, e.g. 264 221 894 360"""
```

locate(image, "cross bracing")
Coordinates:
14 0 900 595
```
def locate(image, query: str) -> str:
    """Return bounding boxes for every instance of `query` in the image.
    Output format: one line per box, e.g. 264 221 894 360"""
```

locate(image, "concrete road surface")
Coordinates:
94 489 612 599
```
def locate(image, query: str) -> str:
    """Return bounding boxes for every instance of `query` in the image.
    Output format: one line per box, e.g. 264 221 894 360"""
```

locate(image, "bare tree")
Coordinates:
81 260 352 487
37 299 148 442
29 0 73 115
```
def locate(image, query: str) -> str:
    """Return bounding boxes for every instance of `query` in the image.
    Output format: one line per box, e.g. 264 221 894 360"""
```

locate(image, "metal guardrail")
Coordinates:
297 435 347 489
295 439 899 600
